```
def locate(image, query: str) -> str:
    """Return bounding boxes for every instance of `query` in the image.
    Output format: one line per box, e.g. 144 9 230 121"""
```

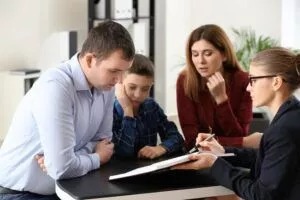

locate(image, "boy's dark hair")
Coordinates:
80 21 135 61
128 54 154 78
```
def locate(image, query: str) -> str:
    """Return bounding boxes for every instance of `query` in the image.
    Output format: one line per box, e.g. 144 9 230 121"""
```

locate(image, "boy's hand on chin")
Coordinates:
115 83 133 116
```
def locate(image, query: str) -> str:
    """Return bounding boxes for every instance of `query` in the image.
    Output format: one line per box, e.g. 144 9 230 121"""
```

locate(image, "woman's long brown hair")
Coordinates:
182 24 241 101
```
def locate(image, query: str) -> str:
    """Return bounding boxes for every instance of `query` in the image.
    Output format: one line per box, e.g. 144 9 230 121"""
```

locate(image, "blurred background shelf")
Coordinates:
88 0 155 96
0 71 40 141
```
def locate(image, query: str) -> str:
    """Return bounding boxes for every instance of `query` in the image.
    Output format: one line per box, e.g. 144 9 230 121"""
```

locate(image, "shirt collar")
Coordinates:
68 53 91 92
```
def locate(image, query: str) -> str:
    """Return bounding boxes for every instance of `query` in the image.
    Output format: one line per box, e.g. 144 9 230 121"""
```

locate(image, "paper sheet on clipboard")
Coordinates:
109 152 234 180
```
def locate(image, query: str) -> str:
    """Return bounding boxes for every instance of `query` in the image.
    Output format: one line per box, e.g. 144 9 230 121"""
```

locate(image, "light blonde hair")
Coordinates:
251 47 300 92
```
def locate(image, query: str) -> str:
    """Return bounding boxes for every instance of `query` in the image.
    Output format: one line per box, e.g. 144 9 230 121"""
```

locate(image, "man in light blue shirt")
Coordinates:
0 21 135 200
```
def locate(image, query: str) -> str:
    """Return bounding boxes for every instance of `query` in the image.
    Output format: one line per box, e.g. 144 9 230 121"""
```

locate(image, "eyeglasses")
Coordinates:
248 75 277 86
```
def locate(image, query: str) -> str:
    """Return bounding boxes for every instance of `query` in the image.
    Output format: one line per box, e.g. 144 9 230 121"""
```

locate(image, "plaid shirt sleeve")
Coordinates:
154 103 184 154
113 99 184 158
112 101 138 157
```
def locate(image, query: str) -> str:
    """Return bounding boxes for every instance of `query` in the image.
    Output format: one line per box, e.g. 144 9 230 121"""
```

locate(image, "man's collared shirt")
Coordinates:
0 54 114 195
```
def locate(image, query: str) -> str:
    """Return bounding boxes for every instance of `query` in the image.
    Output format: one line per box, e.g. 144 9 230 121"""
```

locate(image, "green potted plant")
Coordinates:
232 27 280 131
232 28 279 71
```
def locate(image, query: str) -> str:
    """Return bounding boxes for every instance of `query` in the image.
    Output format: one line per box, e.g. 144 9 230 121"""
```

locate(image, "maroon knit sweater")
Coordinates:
176 69 252 149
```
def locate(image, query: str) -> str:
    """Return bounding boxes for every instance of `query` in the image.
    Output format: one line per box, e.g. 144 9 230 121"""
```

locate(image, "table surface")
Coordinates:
56 156 234 200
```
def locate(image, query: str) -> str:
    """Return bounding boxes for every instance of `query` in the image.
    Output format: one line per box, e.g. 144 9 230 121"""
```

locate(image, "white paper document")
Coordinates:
109 152 234 181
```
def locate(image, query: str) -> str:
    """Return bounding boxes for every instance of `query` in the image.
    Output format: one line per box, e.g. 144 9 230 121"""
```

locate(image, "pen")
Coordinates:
188 133 216 154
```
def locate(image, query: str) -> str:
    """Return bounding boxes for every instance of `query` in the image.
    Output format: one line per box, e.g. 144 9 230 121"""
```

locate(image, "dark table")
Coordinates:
56 156 233 200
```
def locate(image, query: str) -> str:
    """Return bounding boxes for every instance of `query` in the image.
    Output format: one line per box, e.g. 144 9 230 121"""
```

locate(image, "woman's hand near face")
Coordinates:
206 72 228 104
115 83 133 117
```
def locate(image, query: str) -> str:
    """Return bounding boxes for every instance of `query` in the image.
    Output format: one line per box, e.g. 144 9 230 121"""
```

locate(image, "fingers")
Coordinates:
37 157 44 165
35 155 44 165
199 140 216 149
196 133 225 153
97 140 114 165
206 72 226 100
138 146 160 159
102 139 113 145
115 82 123 88
196 133 212 151
171 162 197 170
138 147 151 159
119 73 125 83
172 154 210 170
206 72 228 105
41 164 47 172
108 143 114 152
114 85 133 113
115 83 130 101
196 133 213 144
35 155 47 172
103 140 114 152
95 139 114 165
115 83 125 98
207 72 224 87
214 71 223 80
35 154 42 160
97 139 114 149
100 138 114 145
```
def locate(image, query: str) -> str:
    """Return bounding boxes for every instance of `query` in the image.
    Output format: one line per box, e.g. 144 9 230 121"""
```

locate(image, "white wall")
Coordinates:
281 0 300 49
0 0 87 71
0 0 288 135
154 0 167 109
282 0 300 101
0 0 87 138
154 0 282 115
0 0 42 70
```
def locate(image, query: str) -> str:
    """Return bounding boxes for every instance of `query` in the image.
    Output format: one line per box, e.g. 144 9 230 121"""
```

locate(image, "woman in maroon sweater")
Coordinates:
177 24 253 150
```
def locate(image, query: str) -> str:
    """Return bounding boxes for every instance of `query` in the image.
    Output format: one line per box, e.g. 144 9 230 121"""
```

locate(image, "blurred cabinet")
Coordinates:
88 0 155 97
88 0 155 62
0 71 40 140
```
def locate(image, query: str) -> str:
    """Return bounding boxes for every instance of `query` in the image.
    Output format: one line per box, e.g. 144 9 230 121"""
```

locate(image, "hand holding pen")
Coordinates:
189 127 225 154
188 126 213 153
188 133 215 154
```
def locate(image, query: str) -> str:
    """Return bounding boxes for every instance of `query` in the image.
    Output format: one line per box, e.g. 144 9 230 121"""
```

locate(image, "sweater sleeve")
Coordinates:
215 72 252 147
215 89 252 137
